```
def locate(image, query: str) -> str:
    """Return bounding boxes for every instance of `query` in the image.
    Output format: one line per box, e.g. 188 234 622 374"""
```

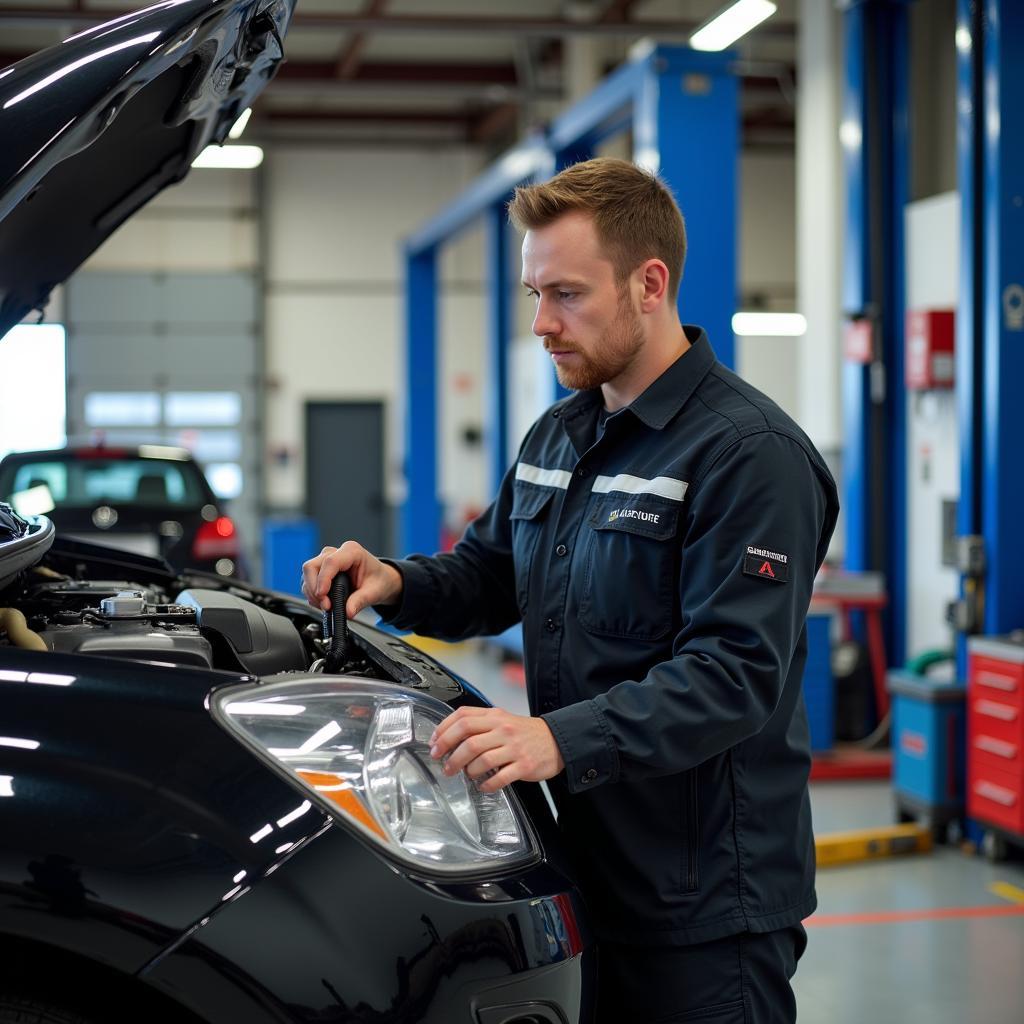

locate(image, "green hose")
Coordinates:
905 648 954 676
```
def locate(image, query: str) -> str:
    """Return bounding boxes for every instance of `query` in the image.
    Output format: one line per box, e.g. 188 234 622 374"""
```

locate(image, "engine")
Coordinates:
8 578 309 674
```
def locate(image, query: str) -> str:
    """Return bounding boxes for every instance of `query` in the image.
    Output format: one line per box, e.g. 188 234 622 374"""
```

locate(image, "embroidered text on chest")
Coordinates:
608 508 660 524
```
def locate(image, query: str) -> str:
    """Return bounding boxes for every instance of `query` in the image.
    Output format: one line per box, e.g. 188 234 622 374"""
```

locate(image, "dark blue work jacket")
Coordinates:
383 328 840 945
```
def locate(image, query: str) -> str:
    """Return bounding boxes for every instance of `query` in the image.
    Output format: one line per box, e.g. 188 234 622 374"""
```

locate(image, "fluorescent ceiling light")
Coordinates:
732 312 807 337
192 144 263 169
690 0 777 52
228 108 252 139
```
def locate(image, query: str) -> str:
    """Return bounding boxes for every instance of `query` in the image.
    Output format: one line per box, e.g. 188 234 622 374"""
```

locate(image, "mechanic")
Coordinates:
302 157 839 1023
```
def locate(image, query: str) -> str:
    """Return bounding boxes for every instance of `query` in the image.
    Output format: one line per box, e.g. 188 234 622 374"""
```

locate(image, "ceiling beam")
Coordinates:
0 6 796 38
335 0 388 80
279 61 520 86
258 106 792 133
599 0 644 23
263 109 471 125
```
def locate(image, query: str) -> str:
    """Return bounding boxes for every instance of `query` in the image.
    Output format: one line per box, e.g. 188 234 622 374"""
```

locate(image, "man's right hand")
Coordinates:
301 541 404 618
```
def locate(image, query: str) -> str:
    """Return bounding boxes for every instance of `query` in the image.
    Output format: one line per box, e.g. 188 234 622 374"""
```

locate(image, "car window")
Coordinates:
4 461 68 501
3 457 207 509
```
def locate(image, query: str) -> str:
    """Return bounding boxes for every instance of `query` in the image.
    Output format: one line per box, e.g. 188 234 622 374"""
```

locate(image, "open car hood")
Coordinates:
0 0 295 340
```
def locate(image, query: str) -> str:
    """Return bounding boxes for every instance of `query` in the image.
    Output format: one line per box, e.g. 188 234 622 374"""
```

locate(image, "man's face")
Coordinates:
521 212 644 392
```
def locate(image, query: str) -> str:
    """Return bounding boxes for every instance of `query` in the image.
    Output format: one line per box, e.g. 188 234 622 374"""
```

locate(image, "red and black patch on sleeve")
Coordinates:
743 544 789 583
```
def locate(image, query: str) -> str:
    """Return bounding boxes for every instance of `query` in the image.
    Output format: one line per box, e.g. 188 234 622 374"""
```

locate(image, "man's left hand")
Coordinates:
429 706 565 793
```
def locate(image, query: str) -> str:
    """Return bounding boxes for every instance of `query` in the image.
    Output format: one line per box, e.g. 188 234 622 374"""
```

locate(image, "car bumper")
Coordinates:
140 820 594 1023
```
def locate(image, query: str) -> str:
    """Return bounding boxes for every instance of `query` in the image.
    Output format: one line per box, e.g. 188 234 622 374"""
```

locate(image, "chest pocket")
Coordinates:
579 496 680 640
509 483 556 612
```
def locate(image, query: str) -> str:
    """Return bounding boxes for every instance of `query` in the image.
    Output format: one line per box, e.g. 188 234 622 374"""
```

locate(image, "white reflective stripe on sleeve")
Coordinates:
515 462 573 490
592 473 688 502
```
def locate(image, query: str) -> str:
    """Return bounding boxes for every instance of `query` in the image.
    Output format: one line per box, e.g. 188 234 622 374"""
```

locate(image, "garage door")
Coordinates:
65 272 262 574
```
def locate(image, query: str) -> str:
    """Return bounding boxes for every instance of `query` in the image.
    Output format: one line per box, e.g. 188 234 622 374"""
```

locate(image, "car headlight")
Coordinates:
213 679 539 875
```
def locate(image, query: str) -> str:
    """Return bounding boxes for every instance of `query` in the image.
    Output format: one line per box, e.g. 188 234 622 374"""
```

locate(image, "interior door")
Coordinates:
305 401 387 557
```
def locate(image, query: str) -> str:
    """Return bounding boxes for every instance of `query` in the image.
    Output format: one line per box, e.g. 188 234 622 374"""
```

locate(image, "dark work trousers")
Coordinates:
594 926 806 1023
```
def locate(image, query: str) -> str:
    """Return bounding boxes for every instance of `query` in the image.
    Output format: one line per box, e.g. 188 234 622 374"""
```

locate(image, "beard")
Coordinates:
546 291 645 391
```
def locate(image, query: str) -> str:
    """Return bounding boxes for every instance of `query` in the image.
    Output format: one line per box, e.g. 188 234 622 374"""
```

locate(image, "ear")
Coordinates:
635 258 671 313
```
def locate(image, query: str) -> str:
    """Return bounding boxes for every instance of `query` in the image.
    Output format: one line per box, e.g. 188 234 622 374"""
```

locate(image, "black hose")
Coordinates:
322 572 351 673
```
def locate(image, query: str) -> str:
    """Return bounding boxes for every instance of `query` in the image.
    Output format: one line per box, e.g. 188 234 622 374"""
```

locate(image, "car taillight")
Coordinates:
192 515 238 560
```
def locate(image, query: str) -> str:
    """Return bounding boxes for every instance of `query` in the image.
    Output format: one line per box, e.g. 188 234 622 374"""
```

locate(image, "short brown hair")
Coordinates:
507 157 687 301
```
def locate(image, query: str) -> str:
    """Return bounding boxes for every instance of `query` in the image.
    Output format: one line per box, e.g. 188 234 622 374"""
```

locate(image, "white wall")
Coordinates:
736 152 800 421
261 145 490 533
86 169 258 271
905 191 960 657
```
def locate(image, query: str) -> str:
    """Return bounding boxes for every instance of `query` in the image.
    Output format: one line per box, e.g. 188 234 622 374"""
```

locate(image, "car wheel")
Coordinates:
0 995 98 1024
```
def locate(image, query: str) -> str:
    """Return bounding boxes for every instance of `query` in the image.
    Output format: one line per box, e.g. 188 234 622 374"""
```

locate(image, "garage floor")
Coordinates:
424 638 1024 1024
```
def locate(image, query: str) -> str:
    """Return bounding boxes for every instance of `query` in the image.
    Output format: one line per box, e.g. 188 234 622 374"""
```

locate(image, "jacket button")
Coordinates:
545 618 557 632
555 544 568 557
576 467 588 478
581 769 598 784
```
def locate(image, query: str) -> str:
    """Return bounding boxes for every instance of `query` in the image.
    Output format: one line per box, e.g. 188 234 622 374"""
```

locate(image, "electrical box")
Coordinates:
906 309 955 389
844 318 873 364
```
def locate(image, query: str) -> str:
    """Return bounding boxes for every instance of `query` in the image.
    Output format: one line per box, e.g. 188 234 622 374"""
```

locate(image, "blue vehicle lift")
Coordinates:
840 0 1024 678
401 45 738 557
955 0 1024 672
840 0 911 672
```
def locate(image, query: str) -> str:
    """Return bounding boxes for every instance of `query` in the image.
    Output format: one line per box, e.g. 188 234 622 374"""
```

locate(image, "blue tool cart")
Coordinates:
888 667 966 840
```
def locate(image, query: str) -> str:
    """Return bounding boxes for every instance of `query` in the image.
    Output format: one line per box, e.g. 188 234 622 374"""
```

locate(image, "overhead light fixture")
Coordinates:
192 144 264 170
228 108 252 139
732 312 807 337
690 0 777 52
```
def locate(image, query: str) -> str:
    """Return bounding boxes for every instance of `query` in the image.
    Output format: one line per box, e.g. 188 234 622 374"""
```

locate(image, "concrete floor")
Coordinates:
423 637 1024 1024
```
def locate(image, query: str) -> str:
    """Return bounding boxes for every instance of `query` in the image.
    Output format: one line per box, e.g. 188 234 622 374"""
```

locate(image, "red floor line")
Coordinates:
805 904 1024 927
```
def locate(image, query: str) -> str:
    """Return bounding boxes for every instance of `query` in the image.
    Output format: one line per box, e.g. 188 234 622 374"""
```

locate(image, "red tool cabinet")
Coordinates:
967 637 1024 843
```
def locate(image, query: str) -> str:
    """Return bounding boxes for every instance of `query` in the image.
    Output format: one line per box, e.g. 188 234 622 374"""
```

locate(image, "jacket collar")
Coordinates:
556 325 717 434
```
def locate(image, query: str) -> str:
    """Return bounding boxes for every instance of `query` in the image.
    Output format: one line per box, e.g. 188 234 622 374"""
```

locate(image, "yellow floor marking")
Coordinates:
988 881 1024 904
403 634 465 655
815 824 933 868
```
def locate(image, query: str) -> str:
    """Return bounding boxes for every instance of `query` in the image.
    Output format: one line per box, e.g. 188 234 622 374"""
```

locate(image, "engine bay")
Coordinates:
0 516 461 700
1 569 388 680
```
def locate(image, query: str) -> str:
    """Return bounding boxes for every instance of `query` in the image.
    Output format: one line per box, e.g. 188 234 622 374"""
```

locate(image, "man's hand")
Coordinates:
429 706 565 793
301 541 403 618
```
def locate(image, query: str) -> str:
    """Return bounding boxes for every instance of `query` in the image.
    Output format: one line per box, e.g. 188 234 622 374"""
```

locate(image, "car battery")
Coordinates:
889 669 966 829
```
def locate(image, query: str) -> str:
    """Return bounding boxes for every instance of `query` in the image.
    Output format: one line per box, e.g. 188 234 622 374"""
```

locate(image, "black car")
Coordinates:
0 3 594 1022
0 444 246 578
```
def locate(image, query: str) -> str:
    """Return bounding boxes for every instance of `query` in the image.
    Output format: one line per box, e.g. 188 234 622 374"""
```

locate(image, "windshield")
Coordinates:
0 454 208 512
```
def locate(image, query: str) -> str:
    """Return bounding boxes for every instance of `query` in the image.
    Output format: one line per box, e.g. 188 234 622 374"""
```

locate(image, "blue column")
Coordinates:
841 6 871 575
401 246 442 556
840 0 911 670
486 202 512 494
981 0 1024 634
955 0 983 677
636 48 737 368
